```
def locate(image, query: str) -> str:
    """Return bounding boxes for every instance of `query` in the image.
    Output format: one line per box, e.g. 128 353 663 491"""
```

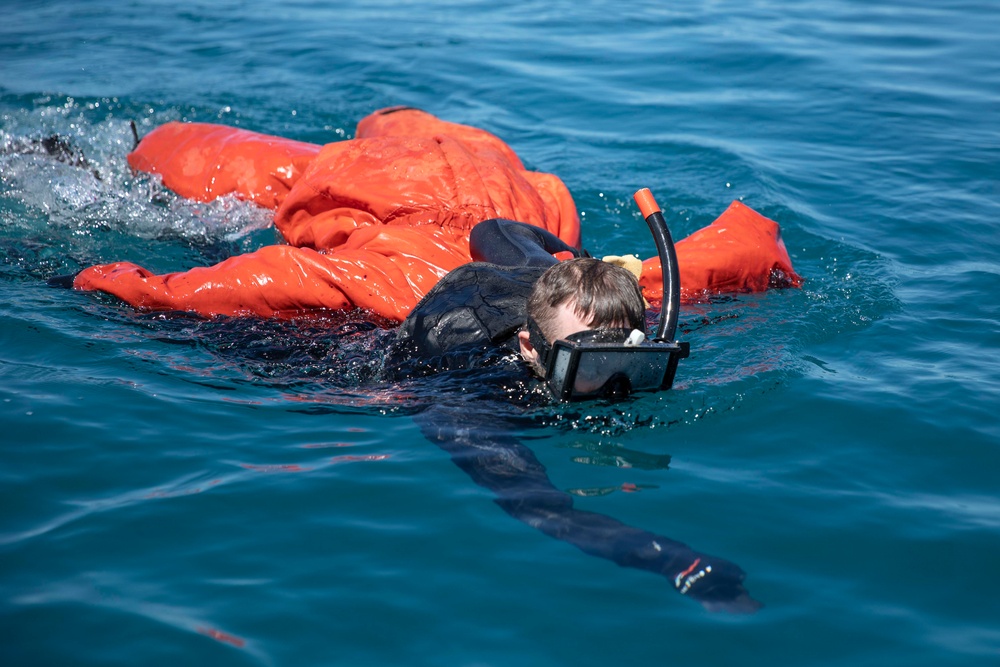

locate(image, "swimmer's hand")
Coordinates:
602 254 649 307
669 554 763 614
601 254 643 280
47 271 81 289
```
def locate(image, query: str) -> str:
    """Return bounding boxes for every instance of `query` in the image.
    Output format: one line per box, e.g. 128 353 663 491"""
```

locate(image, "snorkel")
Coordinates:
634 188 680 343
536 188 689 401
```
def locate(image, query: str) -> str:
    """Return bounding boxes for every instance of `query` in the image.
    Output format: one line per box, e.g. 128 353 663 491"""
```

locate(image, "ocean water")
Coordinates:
2 0 999 665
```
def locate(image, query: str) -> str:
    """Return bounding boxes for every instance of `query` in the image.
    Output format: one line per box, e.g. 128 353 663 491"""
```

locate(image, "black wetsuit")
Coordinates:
390 218 583 365
387 219 759 612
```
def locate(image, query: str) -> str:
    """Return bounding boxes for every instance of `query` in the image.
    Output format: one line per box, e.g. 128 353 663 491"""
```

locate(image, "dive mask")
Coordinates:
541 326 688 400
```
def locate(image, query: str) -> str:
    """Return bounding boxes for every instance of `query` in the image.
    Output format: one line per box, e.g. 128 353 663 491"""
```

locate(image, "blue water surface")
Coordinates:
2 1 999 665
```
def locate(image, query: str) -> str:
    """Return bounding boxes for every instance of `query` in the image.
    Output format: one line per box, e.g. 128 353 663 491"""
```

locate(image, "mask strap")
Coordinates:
525 316 552 369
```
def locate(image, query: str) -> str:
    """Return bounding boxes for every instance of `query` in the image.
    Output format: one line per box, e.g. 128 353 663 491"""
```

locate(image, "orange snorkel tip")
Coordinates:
632 187 680 343
633 187 661 220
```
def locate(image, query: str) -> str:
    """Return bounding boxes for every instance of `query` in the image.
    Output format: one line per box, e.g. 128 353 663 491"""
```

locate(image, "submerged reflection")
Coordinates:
561 438 673 471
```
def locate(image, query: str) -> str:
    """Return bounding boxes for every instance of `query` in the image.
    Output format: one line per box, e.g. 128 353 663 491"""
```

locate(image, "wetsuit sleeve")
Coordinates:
469 218 588 269
415 400 760 613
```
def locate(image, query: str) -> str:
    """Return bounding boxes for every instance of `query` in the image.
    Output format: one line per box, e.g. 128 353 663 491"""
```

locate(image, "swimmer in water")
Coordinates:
391 217 664 390
390 213 761 613
1 133 101 179
393 187 690 403
30 111 775 611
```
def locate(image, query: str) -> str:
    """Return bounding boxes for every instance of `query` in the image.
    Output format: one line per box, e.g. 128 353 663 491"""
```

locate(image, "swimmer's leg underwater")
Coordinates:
415 401 761 613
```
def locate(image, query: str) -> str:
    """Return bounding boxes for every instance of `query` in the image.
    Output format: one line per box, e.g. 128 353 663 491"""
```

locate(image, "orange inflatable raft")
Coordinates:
74 107 800 320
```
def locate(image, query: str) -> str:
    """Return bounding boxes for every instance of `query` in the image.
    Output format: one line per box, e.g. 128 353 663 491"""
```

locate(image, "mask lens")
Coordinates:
570 348 669 397
545 340 685 400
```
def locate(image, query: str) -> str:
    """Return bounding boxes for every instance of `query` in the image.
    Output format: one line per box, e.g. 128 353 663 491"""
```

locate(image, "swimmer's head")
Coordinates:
518 258 646 374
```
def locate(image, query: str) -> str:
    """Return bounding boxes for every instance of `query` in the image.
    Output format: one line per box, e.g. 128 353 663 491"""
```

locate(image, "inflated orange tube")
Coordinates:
127 122 322 210
639 200 803 304
73 226 473 320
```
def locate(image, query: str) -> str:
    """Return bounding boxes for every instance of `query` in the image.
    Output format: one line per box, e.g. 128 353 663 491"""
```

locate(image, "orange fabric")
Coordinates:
74 227 472 319
80 109 799 321
639 200 803 304
274 108 579 251
83 107 583 320
354 107 578 247
356 106 525 169
126 122 321 210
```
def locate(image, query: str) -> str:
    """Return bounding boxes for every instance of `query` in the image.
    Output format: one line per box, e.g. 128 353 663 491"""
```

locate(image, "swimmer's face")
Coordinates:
544 302 595 346
517 302 598 375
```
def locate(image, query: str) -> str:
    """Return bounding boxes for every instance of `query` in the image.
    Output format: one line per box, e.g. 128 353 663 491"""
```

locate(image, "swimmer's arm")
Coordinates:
416 403 760 613
469 218 589 268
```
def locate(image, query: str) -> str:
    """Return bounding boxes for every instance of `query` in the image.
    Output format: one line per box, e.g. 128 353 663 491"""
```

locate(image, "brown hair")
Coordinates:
526 258 646 342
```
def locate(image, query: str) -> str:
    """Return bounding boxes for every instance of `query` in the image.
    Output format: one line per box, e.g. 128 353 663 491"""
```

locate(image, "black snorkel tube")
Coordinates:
633 187 680 343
